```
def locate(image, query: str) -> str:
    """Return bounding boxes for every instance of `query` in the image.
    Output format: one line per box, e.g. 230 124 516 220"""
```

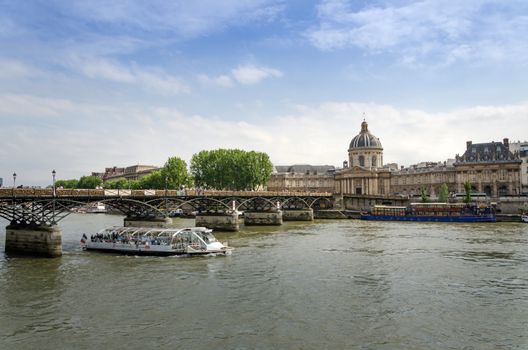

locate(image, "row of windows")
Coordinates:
353 155 377 167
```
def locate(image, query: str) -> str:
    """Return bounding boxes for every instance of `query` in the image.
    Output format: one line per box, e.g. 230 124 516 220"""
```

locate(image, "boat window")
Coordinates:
203 233 217 243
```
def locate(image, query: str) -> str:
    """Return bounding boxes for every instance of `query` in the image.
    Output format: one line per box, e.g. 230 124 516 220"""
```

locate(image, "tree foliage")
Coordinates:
135 170 164 189
77 175 103 189
438 183 449 202
55 179 79 189
160 156 191 189
101 157 191 190
420 187 429 203
104 178 132 189
191 149 273 191
463 180 472 204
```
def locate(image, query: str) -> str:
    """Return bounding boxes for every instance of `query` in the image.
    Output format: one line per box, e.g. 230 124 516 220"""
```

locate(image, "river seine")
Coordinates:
0 214 527 349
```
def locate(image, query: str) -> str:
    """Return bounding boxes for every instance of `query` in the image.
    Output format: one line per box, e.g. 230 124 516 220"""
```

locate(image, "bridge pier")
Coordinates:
5 223 62 257
195 212 239 232
124 217 173 228
244 210 283 226
282 208 314 221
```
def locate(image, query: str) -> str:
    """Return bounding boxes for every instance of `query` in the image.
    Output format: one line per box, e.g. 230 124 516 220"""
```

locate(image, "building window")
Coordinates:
359 156 365 167
372 155 377 167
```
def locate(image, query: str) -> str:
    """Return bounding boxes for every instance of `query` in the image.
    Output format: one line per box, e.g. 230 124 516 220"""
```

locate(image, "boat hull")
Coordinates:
360 215 496 222
84 242 231 256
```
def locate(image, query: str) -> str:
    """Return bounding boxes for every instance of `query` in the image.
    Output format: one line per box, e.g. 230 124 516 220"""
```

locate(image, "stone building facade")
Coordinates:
334 120 391 195
267 165 335 192
92 165 159 181
454 139 522 196
334 119 523 199
390 161 457 197
509 141 528 194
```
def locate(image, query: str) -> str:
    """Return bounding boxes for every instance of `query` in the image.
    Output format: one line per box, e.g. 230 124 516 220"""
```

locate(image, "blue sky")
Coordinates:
1 0 527 186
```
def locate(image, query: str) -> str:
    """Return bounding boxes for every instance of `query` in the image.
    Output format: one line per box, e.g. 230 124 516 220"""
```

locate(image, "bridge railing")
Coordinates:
0 188 332 198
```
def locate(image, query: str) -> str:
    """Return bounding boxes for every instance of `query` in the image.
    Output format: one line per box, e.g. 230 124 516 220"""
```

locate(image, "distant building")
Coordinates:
92 165 159 181
267 164 335 192
335 120 391 195
454 139 522 196
334 119 522 199
509 141 528 194
0 177 3 187
390 160 457 198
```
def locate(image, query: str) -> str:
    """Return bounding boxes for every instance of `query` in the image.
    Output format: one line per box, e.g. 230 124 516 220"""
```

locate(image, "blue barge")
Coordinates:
361 203 496 222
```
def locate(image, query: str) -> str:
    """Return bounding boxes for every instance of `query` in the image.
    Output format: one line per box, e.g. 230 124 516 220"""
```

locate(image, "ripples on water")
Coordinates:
0 215 527 349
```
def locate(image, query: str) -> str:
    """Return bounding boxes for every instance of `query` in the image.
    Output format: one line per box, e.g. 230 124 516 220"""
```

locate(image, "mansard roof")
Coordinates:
455 141 521 165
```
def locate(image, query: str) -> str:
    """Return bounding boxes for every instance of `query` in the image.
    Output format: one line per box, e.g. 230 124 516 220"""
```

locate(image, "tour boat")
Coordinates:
522 215 528 223
361 203 496 222
81 226 233 256
86 202 107 214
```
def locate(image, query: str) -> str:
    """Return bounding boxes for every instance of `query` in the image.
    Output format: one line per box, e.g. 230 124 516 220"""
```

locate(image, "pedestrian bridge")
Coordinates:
0 188 334 257
0 188 333 226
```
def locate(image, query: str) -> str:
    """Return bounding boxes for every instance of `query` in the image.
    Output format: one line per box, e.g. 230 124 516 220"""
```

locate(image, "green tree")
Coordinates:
77 175 103 189
191 149 273 191
104 178 132 189
438 183 449 202
463 180 472 204
160 156 191 189
135 170 164 189
420 187 429 202
55 179 79 189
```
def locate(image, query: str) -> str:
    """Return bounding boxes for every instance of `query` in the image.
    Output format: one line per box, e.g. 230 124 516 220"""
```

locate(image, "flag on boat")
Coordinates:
80 233 87 244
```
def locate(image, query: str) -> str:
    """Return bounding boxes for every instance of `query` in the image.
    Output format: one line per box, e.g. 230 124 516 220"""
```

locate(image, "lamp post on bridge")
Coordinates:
52 169 56 224
164 175 168 215
12 172 17 222
12 172 16 196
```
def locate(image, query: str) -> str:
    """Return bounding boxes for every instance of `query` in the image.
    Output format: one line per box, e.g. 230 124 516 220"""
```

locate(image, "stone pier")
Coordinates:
124 216 173 228
244 210 283 226
282 208 314 221
195 212 239 232
5 223 62 257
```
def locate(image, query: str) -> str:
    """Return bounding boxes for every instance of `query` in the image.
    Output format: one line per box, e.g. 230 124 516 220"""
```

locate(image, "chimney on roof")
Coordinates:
503 138 509 149
466 141 472 149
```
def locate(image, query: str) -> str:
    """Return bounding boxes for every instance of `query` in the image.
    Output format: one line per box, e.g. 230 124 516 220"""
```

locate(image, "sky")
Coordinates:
1 0 527 186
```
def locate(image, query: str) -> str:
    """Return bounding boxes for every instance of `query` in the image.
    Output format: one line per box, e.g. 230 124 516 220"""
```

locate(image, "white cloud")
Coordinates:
69 57 190 95
199 64 282 87
231 64 283 85
2 93 527 185
306 0 528 65
77 58 135 83
0 94 74 117
197 74 234 88
0 59 37 78
64 1 285 39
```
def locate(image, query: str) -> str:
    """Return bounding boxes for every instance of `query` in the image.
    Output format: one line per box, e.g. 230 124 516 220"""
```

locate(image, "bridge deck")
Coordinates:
0 188 333 199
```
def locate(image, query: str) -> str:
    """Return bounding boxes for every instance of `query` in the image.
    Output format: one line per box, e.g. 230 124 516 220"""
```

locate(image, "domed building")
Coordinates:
348 120 384 169
335 120 391 195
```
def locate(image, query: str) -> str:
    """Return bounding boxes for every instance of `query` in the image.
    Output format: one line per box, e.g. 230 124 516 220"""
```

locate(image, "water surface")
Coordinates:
0 215 527 349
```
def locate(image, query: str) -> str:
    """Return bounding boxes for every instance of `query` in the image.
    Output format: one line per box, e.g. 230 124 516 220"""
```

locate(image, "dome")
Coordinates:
349 120 382 149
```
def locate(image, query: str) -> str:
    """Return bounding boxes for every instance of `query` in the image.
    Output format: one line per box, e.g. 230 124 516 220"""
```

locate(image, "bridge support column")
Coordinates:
124 217 173 228
282 208 314 221
244 210 283 226
5 223 62 257
195 213 239 232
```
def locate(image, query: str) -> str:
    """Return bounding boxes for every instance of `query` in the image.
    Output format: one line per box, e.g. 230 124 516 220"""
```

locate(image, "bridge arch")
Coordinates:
236 197 279 212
